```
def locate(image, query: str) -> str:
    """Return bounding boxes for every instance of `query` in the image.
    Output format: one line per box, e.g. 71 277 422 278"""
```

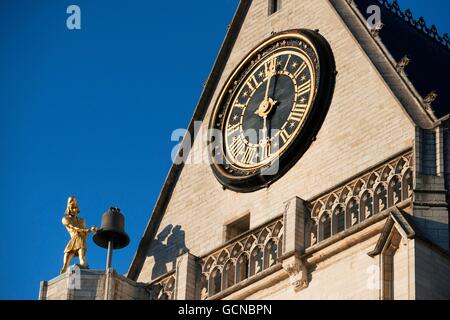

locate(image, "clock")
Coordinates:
208 29 336 192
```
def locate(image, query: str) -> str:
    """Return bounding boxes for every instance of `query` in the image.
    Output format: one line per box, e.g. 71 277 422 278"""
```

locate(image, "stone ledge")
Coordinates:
40 268 150 300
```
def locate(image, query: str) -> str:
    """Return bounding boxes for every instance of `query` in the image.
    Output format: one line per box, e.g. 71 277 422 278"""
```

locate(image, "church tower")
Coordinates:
41 0 450 300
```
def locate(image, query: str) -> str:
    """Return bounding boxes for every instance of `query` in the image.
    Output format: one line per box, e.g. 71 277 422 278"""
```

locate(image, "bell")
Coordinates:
93 207 130 250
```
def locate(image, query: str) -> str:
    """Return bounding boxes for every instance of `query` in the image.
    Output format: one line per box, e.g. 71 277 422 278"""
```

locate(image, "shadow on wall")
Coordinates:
409 216 449 252
151 224 188 280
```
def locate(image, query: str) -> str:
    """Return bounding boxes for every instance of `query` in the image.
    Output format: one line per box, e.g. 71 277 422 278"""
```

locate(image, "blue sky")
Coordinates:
0 0 449 300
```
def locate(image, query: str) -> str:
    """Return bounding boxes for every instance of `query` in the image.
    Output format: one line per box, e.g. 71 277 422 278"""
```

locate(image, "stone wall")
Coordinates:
226 222 416 300
40 269 105 300
226 227 450 300
109 270 150 300
392 237 412 300
414 239 450 300
421 129 437 175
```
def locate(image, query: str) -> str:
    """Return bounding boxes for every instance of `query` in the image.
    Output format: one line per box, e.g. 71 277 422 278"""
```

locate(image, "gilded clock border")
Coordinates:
208 29 336 192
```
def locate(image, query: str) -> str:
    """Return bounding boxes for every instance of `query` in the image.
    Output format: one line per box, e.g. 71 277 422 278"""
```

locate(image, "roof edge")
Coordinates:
367 207 415 257
126 0 252 281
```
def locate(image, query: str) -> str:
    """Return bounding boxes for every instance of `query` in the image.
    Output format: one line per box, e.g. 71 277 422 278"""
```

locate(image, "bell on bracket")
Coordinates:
93 207 130 269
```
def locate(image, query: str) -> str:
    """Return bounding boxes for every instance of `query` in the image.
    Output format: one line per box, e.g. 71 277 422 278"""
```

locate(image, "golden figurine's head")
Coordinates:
65 196 80 215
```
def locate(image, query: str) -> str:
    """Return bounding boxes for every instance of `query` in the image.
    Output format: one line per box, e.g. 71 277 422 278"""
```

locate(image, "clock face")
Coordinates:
208 29 336 192
224 50 314 169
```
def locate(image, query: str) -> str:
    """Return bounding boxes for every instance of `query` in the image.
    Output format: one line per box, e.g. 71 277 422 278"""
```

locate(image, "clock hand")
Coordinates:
264 58 277 102
255 58 278 117
256 57 278 149
263 115 268 142
264 75 272 103
260 114 271 160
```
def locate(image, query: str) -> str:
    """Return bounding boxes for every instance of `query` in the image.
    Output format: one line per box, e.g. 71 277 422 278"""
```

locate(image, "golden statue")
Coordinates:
60 196 97 274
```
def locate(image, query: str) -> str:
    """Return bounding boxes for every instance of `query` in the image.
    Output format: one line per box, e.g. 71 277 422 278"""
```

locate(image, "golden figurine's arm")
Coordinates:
62 217 89 233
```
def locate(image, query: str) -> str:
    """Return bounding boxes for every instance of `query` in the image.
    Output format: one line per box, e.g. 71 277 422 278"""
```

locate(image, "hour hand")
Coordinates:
255 98 278 117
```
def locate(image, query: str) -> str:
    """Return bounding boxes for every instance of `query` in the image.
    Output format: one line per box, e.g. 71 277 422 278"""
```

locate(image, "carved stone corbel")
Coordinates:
282 254 308 292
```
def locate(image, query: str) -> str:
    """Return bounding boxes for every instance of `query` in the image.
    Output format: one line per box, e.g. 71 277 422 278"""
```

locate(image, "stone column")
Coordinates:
281 196 309 292
283 196 307 254
38 281 48 300
175 252 198 300
413 126 449 252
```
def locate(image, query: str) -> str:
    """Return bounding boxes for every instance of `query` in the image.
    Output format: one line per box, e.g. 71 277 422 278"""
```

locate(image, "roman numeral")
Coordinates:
247 75 259 92
265 57 277 76
241 146 257 164
293 62 307 79
280 129 290 143
296 79 311 96
290 104 307 122
227 123 241 136
229 137 246 158
260 142 271 161
284 55 292 70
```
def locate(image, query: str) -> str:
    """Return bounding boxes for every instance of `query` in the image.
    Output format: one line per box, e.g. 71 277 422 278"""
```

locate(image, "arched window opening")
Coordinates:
264 240 278 269
360 192 374 221
332 206 345 235
209 268 222 296
346 199 359 228
223 261 235 290
388 176 402 207
374 184 388 214
319 213 331 241
236 254 249 283
250 247 263 276
402 169 413 200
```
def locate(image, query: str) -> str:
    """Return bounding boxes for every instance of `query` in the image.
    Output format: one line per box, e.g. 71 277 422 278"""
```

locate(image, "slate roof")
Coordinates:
353 0 450 119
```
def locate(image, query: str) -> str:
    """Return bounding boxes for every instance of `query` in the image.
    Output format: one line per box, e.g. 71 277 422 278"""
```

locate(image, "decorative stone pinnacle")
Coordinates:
423 91 438 109
396 55 410 73
371 23 385 38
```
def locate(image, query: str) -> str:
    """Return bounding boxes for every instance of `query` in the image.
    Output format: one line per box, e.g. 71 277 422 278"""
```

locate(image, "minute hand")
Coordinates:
264 59 277 101
262 71 274 141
